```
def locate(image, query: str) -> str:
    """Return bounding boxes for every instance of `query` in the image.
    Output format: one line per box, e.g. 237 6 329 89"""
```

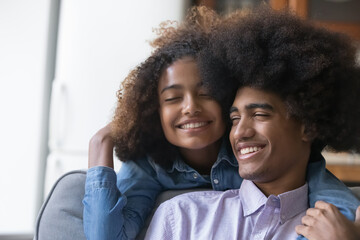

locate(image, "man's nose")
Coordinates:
232 118 255 141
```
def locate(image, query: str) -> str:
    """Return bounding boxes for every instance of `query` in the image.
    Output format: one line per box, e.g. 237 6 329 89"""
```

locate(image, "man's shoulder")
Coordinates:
148 189 244 239
161 189 241 210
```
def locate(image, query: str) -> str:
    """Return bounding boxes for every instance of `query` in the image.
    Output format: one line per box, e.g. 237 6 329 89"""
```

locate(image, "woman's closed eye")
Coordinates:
198 87 213 98
198 92 216 100
164 96 181 102
199 93 212 99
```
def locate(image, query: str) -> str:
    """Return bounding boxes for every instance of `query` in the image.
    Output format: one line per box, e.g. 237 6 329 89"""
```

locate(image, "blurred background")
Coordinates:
0 0 359 239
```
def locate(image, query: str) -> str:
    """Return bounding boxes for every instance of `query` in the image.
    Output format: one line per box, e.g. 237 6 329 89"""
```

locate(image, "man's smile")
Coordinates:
235 143 266 160
239 146 263 155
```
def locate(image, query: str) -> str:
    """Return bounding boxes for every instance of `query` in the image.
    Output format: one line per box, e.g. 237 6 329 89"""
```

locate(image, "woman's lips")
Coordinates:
176 120 212 133
178 121 209 129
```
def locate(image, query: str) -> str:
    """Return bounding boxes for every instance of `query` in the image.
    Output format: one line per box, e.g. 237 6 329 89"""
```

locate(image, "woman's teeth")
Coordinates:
180 122 207 129
240 146 262 155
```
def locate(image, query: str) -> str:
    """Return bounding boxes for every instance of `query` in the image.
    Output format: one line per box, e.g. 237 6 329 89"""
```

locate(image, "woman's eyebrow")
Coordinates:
160 84 183 94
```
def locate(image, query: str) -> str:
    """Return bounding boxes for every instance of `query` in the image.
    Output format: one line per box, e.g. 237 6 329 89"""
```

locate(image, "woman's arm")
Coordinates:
306 153 360 221
295 201 360 240
83 125 163 240
88 124 115 168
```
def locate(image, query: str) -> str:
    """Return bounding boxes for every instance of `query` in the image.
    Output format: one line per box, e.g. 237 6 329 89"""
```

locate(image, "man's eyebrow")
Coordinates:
246 103 274 111
229 106 238 114
160 84 183 94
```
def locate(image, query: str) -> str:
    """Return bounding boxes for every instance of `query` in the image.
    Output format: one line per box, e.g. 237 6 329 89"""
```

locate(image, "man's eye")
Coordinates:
254 113 270 119
230 116 240 125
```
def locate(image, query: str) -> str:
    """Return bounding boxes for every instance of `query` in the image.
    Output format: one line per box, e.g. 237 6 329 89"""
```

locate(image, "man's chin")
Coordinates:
239 169 265 182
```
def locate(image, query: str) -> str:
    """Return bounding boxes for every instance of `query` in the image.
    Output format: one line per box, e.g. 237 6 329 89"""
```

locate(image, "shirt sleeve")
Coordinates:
306 153 360 221
83 158 163 240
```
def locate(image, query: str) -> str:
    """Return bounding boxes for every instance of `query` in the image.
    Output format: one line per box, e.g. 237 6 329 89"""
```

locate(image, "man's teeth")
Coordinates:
240 146 262 155
180 122 207 129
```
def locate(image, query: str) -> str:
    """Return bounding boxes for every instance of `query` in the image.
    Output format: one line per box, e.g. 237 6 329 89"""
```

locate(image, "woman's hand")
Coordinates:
295 201 360 240
88 123 115 168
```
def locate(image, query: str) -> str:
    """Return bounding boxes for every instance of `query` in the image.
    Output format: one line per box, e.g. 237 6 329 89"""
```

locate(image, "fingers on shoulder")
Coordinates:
314 200 336 210
295 224 314 239
306 207 325 219
301 214 317 226
313 201 340 216
356 205 360 222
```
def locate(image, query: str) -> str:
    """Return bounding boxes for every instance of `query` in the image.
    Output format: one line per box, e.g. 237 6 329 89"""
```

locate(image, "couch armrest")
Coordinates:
34 170 86 240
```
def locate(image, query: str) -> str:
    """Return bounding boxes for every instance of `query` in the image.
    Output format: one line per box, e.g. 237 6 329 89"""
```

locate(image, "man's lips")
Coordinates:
235 143 266 157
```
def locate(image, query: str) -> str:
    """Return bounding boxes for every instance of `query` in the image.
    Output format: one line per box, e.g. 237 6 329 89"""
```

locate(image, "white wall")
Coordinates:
0 0 189 235
0 0 51 234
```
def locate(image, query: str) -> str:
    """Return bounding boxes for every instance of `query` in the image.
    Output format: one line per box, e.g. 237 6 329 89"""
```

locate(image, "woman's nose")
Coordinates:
182 95 201 116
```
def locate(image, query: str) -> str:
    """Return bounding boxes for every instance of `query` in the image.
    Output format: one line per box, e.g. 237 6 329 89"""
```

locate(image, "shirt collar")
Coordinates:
240 179 308 224
240 180 268 217
166 138 238 173
278 183 308 223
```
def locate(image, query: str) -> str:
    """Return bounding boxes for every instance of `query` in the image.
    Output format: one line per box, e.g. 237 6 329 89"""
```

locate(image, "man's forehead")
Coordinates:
232 87 285 112
234 87 273 102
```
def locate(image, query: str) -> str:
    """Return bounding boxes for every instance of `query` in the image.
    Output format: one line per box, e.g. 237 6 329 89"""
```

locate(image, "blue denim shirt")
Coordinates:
83 141 360 240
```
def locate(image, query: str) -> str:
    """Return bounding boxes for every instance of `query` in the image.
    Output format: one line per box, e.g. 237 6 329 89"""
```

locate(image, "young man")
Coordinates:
146 85 313 239
145 7 360 240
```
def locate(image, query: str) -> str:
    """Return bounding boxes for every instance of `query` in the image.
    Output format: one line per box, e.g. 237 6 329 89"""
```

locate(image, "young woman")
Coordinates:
83 7 360 240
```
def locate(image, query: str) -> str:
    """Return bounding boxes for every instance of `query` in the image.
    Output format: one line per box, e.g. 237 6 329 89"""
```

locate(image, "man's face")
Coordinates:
229 87 311 186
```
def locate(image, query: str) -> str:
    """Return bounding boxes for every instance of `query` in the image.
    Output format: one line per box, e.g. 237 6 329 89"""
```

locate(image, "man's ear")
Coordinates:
301 124 316 142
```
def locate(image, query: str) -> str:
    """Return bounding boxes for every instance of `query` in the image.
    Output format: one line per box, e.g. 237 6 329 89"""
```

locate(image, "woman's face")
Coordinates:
158 57 226 151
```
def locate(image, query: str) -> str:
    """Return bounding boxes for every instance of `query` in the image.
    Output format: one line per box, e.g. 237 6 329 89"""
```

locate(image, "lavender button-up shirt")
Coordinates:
145 179 308 240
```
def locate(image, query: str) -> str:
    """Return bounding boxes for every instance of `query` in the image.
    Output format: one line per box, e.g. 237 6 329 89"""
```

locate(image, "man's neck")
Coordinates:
254 177 306 197
254 146 311 197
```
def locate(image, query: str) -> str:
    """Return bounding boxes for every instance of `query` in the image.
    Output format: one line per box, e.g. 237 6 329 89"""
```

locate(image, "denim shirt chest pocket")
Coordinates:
158 160 211 189
210 159 242 191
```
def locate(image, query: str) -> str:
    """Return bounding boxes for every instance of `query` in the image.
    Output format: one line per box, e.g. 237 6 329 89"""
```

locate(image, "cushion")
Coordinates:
34 170 87 240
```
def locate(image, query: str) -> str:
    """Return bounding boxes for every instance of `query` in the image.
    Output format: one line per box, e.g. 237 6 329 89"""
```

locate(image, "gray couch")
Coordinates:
34 170 360 240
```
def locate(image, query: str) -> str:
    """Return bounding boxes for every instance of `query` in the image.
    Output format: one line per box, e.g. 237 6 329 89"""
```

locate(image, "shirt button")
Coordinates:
193 173 198 179
213 179 219 184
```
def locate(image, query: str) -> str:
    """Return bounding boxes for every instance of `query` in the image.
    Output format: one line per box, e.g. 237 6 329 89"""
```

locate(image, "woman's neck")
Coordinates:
179 139 222 175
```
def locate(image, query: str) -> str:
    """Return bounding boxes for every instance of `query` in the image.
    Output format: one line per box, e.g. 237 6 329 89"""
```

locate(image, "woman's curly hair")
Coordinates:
112 7 231 167
199 6 360 153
